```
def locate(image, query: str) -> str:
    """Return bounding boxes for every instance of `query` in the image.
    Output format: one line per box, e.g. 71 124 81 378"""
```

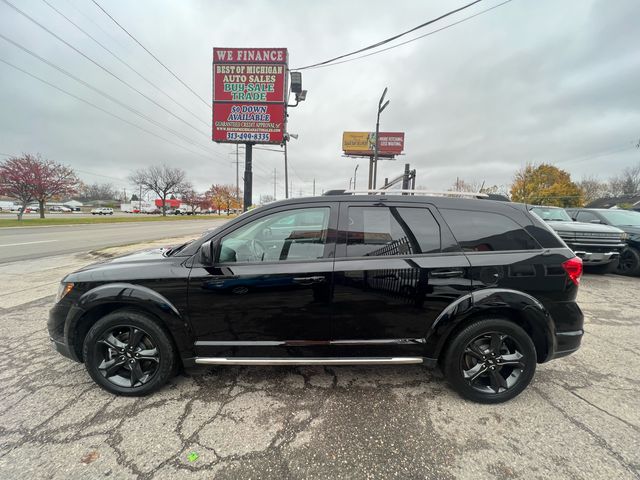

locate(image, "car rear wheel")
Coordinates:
83 310 177 396
443 319 536 404
617 247 640 276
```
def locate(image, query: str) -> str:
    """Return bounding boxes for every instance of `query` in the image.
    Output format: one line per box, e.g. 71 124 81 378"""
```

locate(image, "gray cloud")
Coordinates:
1 0 638 200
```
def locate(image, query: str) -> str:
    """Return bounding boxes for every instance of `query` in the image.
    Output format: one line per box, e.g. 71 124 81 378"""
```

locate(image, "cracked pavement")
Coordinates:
0 251 639 479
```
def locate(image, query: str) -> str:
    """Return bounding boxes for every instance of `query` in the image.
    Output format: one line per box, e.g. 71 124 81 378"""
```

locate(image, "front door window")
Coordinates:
219 207 331 263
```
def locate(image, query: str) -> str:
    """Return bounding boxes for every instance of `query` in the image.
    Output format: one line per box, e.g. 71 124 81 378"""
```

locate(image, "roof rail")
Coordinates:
344 189 489 198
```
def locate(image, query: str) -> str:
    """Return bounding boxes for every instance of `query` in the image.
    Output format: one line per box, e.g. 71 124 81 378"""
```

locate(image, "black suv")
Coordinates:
49 193 584 404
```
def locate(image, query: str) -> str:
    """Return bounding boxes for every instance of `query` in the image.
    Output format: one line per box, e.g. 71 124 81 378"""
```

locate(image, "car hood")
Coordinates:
615 225 640 236
65 247 183 282
545 221 624 233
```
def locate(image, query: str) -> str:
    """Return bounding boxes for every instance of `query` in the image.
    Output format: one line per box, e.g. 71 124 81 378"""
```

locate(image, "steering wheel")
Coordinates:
249 239 267 261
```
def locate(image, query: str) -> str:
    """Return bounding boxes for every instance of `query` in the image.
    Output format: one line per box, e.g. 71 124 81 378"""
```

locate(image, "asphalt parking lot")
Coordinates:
0 252 638 479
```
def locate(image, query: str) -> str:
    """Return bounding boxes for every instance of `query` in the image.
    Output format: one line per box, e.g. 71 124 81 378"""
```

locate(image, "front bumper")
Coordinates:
572 250 620 265
48 303 77 361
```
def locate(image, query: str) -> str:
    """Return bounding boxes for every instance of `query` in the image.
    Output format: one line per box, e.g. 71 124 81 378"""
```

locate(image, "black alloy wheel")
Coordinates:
83 310 176 396
95 326 160 388
443 319 536 404
617 247 640 276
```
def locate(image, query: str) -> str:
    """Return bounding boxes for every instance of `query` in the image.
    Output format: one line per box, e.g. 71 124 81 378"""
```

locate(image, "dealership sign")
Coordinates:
212 48 288 144
342 131 405 157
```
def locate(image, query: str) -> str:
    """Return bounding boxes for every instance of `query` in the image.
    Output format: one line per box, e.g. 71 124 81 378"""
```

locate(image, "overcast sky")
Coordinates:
1 0 639 201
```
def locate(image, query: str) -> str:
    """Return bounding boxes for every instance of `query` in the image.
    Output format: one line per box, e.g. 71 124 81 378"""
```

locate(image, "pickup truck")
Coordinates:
530 206 627 273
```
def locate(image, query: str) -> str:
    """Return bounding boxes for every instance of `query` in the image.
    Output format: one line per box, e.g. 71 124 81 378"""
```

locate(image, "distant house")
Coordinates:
586 195 640 211
63 200 83 209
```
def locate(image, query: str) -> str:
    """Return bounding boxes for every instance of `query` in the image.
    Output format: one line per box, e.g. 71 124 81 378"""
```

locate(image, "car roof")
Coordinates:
261 194 530 215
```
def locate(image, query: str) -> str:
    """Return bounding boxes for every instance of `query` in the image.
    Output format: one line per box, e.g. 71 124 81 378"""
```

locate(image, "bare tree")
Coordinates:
129 165 186 216
608 162 640 197
77 182 118 202
578 175 608 204
0 153 79 219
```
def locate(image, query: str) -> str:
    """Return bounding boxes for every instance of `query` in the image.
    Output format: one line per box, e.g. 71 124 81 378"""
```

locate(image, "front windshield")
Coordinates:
530 207 572 222
598 209 640 227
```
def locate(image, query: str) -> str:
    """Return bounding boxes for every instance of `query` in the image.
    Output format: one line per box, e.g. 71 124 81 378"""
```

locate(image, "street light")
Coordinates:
373 87 390 189
353 164 359 190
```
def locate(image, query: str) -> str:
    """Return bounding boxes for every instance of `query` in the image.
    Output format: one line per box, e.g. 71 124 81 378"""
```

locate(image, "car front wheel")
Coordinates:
83 310 177 396
443 319 536 404
617 247 640 276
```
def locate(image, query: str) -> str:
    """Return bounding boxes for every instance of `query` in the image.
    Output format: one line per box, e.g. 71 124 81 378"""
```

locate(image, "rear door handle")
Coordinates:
293 276 326 285
430 270 464 278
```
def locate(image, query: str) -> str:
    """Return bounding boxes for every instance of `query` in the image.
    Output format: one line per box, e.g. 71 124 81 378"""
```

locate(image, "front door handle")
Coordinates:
293 276 326 285
430 270 464 278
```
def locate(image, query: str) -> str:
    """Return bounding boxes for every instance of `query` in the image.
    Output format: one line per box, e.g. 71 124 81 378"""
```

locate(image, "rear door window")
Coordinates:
346 206 441 257
440 209 540 252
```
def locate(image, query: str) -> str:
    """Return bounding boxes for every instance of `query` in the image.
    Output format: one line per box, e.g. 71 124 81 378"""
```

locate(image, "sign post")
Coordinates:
212 47 288 210
342 132 405 190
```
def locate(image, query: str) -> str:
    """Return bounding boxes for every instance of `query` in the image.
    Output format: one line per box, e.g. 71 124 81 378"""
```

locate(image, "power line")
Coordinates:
0 33 218 158
90 0 210 108
294 0 483 70
0 0 208 137
302 0 514 70
40 0 208 127
0 57 213 161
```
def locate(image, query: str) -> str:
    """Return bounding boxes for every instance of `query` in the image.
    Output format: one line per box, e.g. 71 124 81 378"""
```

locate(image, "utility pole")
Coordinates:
373 87 390 190
313 178 316 196
273 168 277 200
138 184 142 212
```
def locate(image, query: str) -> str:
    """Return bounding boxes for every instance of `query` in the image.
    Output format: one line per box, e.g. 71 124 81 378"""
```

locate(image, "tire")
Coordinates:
443 319 536 404
83 310 177 396
586 258 619 274
617 247 640 276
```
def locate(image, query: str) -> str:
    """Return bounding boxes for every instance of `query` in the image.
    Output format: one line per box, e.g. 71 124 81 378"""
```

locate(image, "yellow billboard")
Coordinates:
342 131 405 156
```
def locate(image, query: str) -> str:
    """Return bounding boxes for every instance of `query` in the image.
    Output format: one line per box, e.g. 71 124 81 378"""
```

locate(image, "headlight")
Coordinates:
55 282 74 303
621 232 629 241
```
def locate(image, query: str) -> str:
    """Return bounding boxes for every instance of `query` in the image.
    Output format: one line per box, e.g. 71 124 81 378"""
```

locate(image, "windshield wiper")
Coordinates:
164 241 192 256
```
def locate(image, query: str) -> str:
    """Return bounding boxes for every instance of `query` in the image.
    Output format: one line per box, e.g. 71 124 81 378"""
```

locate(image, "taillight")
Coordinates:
562 257 583 286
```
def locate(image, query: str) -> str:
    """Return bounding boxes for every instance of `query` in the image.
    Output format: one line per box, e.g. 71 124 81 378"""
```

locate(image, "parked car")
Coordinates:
529 206 626 273
91 207 114 215
49 205 72 212
566 208 640 276
49 192 584 403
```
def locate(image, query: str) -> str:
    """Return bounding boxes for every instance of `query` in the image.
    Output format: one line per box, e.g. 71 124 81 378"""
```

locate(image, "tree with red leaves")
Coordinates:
0 154 80 219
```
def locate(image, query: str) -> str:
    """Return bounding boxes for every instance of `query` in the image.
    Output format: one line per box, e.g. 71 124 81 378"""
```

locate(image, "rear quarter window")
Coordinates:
440 209 540 252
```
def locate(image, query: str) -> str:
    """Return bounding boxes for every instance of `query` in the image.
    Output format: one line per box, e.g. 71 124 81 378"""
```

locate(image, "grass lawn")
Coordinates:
0 214 234 228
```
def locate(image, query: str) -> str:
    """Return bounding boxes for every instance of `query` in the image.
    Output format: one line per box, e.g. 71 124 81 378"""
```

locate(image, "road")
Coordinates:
0 241 638 479
0 219 226 263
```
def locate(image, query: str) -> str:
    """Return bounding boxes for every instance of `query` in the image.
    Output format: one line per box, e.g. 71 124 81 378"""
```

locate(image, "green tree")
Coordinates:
510 163 583 207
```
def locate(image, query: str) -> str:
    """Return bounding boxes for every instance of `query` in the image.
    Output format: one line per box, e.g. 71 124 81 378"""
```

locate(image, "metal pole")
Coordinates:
284 141 289 199
235 144 239 202
402 163 410 194
273 168 277 200
243 143 252 212
368 156 374 189
313 178 316 196
374 111 380 189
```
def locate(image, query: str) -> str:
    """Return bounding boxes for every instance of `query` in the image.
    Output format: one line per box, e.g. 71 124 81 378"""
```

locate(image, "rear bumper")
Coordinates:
550 330 583 359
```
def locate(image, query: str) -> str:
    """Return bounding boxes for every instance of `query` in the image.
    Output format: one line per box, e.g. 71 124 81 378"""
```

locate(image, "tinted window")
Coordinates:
346 206 440 257
441 209 540 252
220 207 330 263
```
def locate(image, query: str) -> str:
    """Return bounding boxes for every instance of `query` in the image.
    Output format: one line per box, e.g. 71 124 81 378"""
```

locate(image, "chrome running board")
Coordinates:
194 357 424 366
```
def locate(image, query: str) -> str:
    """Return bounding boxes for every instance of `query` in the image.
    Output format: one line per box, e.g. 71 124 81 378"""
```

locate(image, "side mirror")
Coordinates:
199 241 214 265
